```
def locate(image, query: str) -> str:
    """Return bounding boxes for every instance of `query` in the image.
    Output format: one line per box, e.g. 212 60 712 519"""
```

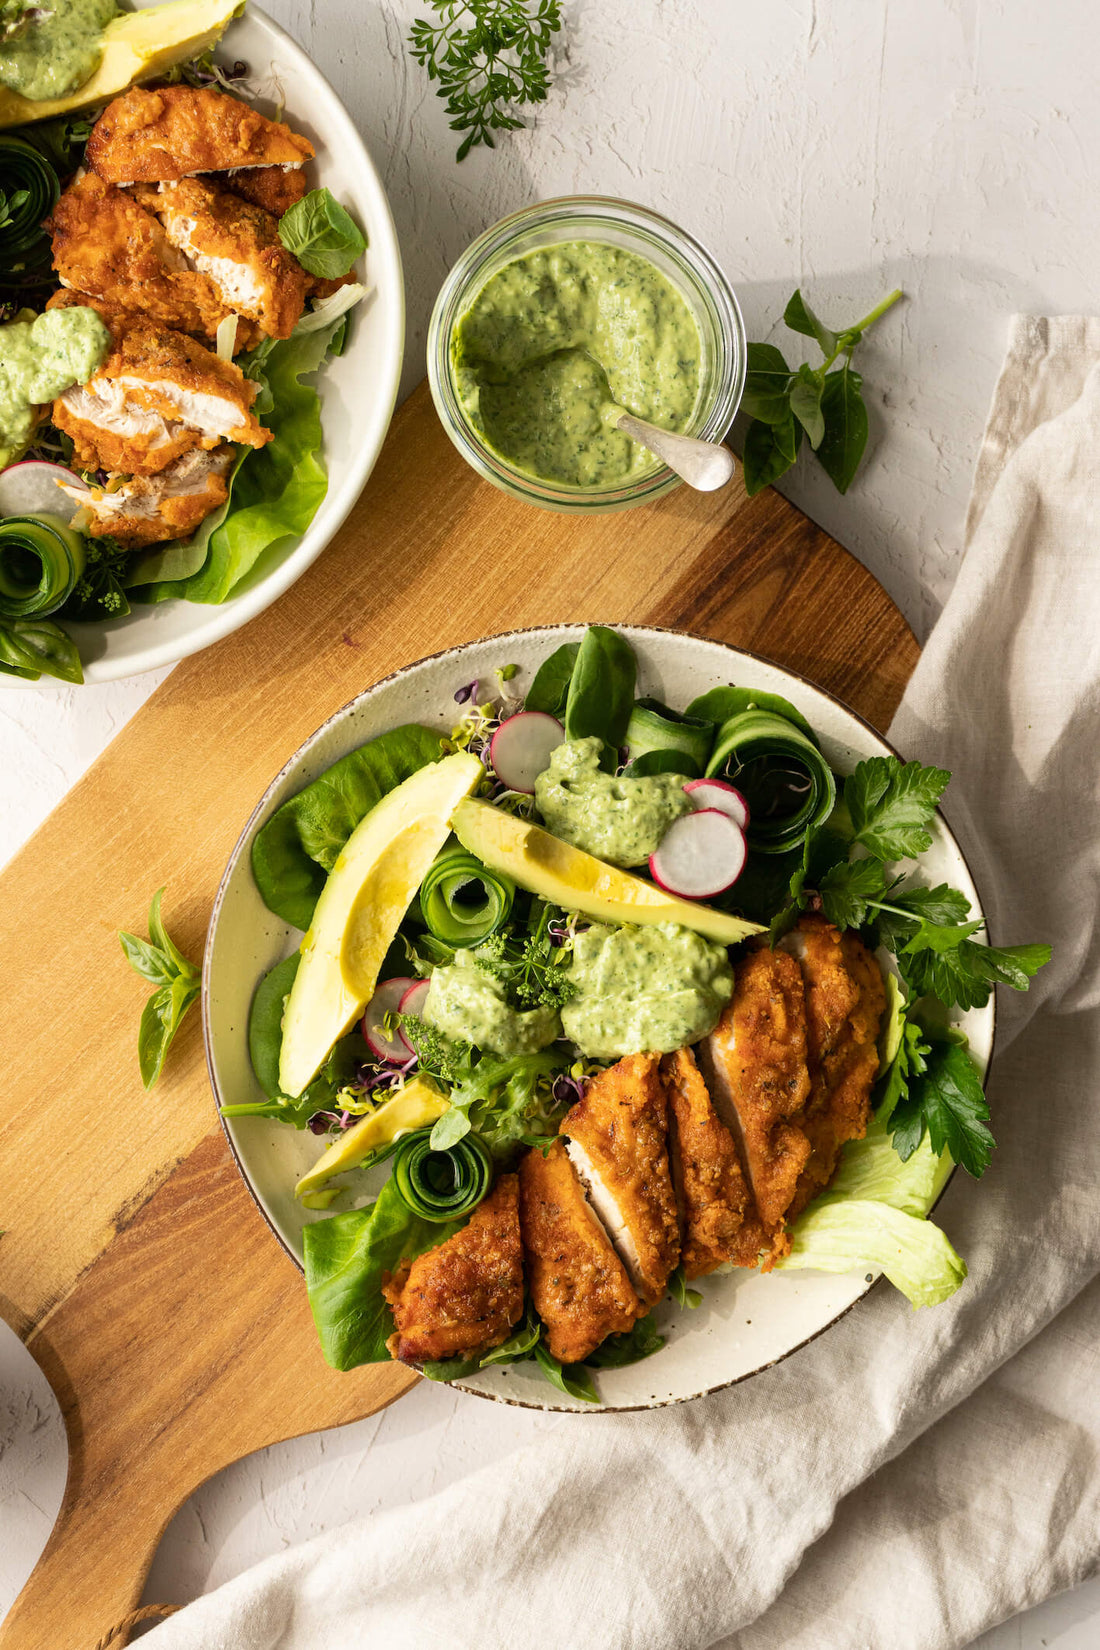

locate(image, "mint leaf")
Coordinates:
845 757 950 860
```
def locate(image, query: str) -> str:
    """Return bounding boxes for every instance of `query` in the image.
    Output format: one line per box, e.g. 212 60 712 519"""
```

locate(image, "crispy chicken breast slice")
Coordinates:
780 916 886 1217
46 173 248 345
697 947 812 1263
211 164 308 217
87 85 314 184
519 1140 641 1364
560 1053 680 1309
59 446 235 547
53 313 269 476
662 1046 756 1279
382 1175 524 1366
141 177 310 339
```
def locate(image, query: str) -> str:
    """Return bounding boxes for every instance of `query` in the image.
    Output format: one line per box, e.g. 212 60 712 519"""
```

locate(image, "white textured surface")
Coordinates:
2 0 1099 1642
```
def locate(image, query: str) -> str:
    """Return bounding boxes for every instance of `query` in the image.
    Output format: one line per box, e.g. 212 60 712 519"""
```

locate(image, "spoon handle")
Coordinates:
615 411 736 493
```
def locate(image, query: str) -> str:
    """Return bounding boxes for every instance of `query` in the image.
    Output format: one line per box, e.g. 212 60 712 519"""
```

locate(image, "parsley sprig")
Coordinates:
408 0 562 162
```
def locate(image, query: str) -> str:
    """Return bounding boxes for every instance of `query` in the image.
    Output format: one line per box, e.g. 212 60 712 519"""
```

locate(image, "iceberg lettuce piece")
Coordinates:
780 1198 966 1308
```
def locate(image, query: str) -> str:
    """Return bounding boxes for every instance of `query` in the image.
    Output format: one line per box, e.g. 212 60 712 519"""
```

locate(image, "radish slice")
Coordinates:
0 461 89 524
489 711 563 794
398 978 431 1019
649 809 747 900
362 978 418 1062
683 777 750 830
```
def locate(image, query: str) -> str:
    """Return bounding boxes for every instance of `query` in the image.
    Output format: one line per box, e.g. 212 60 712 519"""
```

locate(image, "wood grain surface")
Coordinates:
0 381 917 1650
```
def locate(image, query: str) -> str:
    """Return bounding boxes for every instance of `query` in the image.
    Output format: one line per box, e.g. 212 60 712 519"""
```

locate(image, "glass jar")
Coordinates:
427 196 746 513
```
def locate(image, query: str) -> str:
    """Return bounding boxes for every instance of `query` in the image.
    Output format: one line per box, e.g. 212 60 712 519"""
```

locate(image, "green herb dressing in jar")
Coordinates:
451 241 702 488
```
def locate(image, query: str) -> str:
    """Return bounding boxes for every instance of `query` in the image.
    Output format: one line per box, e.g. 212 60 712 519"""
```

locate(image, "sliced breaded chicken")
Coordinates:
87 85 314 184
697 947 812 1263
561 1053 680 1309
46 172 248 345
212 164 308 217
662 1047 754 1279
780 916 886 1218
53 314 269 476
382 1174 524 1366
59 446 235 547
519 1140 641 1365
141 177 309 339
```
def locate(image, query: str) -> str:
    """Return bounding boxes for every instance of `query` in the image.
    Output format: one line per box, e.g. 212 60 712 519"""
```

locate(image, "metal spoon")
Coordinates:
609 406 736 492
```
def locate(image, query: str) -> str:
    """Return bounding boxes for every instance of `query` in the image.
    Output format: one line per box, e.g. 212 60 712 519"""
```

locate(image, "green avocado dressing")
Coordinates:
534 736 692 868
562 922 733 1060
0 0 117 101
452 242 702 488
0 305 109 469
422 947 561 1058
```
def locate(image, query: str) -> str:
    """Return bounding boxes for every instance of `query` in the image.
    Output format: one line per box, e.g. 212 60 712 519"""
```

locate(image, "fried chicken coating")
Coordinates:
47 172 249 345
382 1175 524 1366
698 947 812 1266
140 176 310 339
518 1140 641 1365
780 916 886 1218
59 446 236 548
662 1046 752 1279
87 85 314 184
53 310 269 476
560 1053 680 1309
211 164 308 217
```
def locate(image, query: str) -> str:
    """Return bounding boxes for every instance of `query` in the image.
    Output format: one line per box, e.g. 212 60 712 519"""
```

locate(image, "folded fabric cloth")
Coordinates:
147 317 1100 1650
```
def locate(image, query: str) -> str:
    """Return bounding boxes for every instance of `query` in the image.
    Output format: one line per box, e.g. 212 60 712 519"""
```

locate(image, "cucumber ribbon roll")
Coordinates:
706 707 836 853
0 514 86 619
420 844 514 948
392 1128 493 1222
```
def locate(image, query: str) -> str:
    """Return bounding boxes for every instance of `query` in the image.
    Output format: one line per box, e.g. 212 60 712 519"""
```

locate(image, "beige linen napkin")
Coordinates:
147 318 1100 1650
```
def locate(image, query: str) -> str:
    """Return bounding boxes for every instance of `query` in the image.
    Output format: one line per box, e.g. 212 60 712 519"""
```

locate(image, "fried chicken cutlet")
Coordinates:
560 1053 680 1308
53 307 270 476
697 947 812 1266
662 1046 754 1279
59 447 236 548
212 164 308 217
382 1175 524 1366
87 85 314 184
518 1140 641 1364
779 916 886 1217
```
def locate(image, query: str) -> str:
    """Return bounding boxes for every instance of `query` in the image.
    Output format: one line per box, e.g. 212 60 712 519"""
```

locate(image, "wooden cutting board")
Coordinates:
0 381 917 1650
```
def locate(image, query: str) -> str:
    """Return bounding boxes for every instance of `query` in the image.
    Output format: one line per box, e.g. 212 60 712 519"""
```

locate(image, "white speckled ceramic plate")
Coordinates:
1 2 404 688
204 625 994 1411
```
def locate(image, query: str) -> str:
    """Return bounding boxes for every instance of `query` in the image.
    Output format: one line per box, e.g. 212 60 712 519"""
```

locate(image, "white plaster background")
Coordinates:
2 0 1098 1642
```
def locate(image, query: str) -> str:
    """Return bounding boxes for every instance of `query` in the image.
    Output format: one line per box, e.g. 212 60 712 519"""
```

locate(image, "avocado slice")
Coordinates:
278 752 483 1099
295 1076 449 1200
452 798 764 947
0 0 243 129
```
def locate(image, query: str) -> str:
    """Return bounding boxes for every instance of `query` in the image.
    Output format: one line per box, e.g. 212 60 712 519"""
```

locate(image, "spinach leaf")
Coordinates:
524 640 579 716
533 1339 600 1404
684 684 815 742
251 724 446 929
303 1177 463 1370
420 1300 542 1383
563 625 637 757
248 953 300 1098
585 1311 666 1367
278 187 367 279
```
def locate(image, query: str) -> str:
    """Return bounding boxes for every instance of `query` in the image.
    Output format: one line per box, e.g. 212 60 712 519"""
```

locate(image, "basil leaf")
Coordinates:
524 641 579 717
137 986 174 1089
817 366 868 494
563 625 637 758
789 363 825 449
148 886 199 979
783 288 838 357
278 187 367 279
533 1339 600 1404
118 930 175 986
742 413 801 497
740 341 792 424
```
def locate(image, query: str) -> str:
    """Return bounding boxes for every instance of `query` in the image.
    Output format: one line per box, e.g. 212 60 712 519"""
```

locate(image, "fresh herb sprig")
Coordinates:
408 0 562 162
119 888 201 1088
742 287 902 497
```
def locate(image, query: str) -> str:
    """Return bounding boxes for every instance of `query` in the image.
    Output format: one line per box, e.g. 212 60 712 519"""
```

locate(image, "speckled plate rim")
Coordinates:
203 623 995 1412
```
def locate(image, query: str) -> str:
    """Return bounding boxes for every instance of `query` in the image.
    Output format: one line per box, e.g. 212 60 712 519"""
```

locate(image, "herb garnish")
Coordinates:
741 287 903 497
119 888 201 1088
408 0 562 162
472 901 576 1010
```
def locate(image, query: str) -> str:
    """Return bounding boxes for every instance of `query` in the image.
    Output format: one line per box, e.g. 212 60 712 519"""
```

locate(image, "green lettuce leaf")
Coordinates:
780 1198 967 1308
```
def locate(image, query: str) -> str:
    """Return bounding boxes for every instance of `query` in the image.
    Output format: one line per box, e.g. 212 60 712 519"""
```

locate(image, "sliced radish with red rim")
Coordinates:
489 711 563 794
683 777 750 830
398 978 431 1019
649 809 747 900
362 978 418 1062
0 460 89 524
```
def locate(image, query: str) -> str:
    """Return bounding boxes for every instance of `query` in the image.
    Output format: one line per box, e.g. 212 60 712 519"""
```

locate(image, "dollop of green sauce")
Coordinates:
562 922 733 1059
422 947 561 1058
0 0 118 101
0 305 109 469
452 241 702 488
534 737 691 868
